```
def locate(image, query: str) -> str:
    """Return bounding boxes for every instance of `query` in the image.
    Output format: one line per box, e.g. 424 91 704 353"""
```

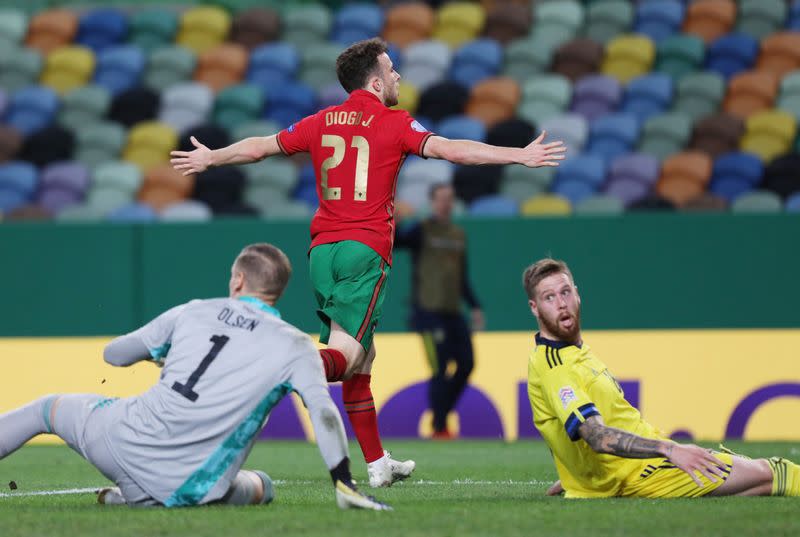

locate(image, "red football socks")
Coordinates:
319 349 347 382
342 373 384 463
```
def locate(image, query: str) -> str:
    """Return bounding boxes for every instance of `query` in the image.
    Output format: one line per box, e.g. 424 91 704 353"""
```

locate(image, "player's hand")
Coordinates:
170 136 212 176
334 479 393 511
664 443 728 488
519 131 567 168
546 480 564 496
471 308 485 332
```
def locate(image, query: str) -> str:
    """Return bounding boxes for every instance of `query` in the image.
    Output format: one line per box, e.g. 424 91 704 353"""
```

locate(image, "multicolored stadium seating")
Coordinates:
1 0 800 222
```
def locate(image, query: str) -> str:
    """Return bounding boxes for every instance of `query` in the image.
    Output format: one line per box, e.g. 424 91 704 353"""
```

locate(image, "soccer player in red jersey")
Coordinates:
171 38 566 487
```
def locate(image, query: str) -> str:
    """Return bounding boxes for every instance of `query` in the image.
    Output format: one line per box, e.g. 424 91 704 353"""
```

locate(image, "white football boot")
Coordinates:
367 450 416 488
97 487 126 505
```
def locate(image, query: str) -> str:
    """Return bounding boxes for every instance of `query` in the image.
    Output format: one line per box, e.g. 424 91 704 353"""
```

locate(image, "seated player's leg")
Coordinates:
218 470 274 506
710 455 800 497
0 394 62 458
620 451 734 498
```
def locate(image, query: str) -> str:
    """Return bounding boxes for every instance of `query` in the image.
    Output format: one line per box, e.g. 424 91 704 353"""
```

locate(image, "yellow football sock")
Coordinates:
768 457 800 496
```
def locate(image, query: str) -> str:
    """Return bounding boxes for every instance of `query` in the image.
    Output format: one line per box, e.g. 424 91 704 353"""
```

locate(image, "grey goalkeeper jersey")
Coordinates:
102 296 336 507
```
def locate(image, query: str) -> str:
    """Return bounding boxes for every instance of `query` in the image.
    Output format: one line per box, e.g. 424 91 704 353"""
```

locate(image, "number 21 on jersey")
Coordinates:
320 134 370 202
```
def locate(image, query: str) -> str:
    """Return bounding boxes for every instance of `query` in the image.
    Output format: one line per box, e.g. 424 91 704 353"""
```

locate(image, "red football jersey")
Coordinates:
277 89 433 265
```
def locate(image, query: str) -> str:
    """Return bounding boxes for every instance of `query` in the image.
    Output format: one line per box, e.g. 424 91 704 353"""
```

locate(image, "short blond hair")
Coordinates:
234 243 292 300
522 258 573 300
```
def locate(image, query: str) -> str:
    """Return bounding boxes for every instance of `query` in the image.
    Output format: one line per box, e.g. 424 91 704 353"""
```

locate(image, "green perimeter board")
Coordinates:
0 213 798 336
0 222 138 336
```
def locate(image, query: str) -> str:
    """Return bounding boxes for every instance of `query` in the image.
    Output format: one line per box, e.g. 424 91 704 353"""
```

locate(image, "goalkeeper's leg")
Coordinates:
0 394 69 458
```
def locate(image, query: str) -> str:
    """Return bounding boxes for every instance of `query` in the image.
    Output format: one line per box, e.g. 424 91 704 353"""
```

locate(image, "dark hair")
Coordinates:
428 182 452 200
522 258 574 300
234 243 292 300
336 38 389 93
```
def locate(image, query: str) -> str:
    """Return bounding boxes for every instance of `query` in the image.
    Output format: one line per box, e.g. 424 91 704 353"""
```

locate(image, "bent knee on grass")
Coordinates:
711 457 773 497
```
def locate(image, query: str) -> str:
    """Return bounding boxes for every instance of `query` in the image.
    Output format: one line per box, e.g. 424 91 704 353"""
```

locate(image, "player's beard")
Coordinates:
384 82 399 107
540 306 581 344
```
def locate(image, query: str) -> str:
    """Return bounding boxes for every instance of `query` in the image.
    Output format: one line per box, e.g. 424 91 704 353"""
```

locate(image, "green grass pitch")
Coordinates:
0 441 797 537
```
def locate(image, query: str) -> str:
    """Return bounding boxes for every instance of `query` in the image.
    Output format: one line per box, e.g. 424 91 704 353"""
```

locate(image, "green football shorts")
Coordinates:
309 240 391 352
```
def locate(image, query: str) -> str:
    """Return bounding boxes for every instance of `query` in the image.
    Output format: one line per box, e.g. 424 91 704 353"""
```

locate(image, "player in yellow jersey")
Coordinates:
523 257 800 499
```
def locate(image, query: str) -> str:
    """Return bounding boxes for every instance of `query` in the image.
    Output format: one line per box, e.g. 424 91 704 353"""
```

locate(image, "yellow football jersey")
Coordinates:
527 333 666 498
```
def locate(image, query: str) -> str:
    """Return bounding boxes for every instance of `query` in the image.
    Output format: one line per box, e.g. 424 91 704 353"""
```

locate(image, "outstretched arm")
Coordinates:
170 135 282 176
578 415 728 487
423 131 566 167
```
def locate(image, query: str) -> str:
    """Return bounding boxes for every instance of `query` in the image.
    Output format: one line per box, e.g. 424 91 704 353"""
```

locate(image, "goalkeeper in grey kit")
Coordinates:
0 243 389 511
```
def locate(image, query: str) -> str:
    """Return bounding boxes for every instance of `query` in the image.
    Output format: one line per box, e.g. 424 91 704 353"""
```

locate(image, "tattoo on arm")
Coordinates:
578 416 669 459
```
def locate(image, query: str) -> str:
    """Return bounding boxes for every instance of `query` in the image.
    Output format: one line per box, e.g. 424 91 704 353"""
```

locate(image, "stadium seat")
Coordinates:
144 45 196 93
402 40 452 92
332 3 384 46
539 114 589 155
584 0 634 45
231 120 281 143
383 1 435 49
178 124 230 156
92 161 142 196
634 0 685 44
158 82 213 134
282 3 332 47
452 162 502 203
19 124 74 166
731 190 783 213
261 200 313 220
76 8 128 54
517 74 571 126
602 34 656 83
129 8 178 53
756 32 800 78
570 74 622 121
785 191 800 212
520 194 571 216
682 0 736 44
790 1 800 31
656 151 713 206
0 160 37 212
106 202 158 222
499 167 549 204
138 164 195 211
575 194 625 215
0 46 42 92
486 117 536 148
242 155 298 196
533 1 583 49
438 115 486 142
778 71 800 119
177 6 231 54
654 34 705 81
689 113 745 158
25 9 78 54
553 154 606 205
468 194 518 217
318 82 349 109
621 73 674 123
484 2 530 46
192 166 246 213
0 125 23 163
705 33 757 80
672 71 724 118
638 112 692 161
709 151 764 202
229 8 280 50
0 8 27 50
763 152 800 199
723 71 779 119
74 121 126 166
433 1 486 49
502 37 554 81
4 85 58 136
93 45 145 96
40 45 95 95
160 199 213 222
300 42 345 92
264 81 317 128
55 202 108 221
736 0 786 40
465 77 519 127
740 109 797 162
195 43 249 93
123 121 178 171
450 38 503 89
247 42 300 90
37 161 89 213
213 84 264 134
109 86 159 128
605 152 661 207
399 158 455 190
552 38 604 82
586 113 639 162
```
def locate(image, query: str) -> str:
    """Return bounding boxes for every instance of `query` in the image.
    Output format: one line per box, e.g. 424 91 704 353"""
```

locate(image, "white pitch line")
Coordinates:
0 479 551 499
0 486 101 498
